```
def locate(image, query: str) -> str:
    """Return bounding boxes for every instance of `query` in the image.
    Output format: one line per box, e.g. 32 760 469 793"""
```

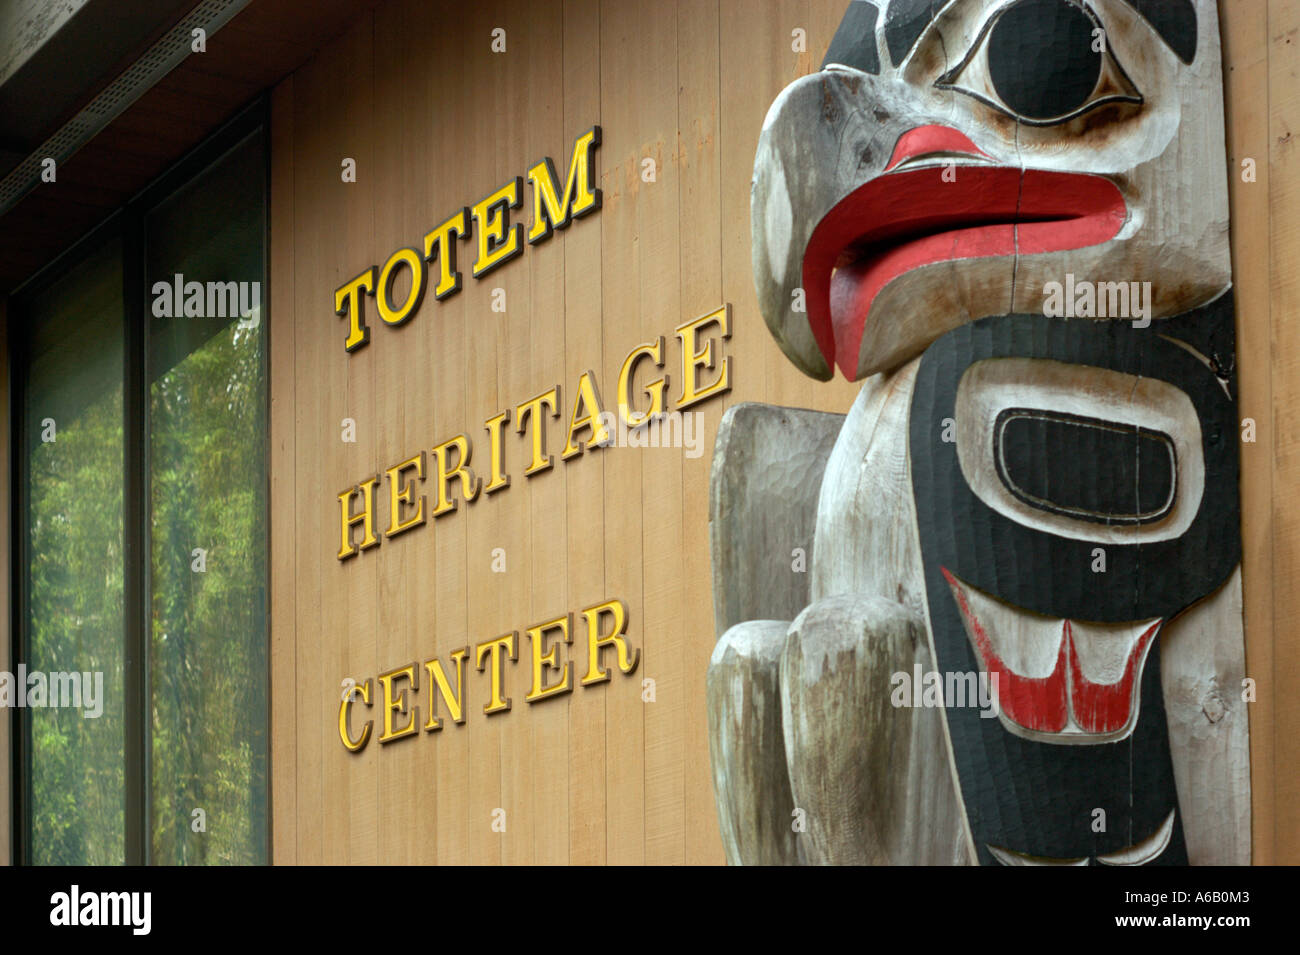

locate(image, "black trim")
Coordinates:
123 212 148 866
8 296 26 865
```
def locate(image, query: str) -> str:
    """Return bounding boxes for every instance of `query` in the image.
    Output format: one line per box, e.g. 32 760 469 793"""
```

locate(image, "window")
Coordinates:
11 106 269 865
19 238 126 864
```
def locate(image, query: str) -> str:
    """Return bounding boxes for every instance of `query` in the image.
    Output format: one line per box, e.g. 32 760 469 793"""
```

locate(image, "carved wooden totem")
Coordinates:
707 0 1249 865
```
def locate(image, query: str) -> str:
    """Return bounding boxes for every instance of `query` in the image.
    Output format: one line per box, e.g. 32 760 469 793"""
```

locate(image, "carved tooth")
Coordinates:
986 844 1090 866
1096 810 1178 866
944 571 1062 678
1069 617 1162 686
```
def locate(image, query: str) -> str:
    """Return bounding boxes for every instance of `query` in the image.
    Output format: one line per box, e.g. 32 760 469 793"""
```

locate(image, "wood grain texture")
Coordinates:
518 0 571 866
707 619 803 865
427 3 472 864
710 402 844 636
335 16 378 868
287 26 335 865
676 0 725 867
598 0 648 865
373 0 432 866
562 0 606 866
1266 0 1300 864
781 595 968 865
1222 0 1274 867
1162 569 1250 864
623 0 685 866
463 0 508 866
268 75 296 865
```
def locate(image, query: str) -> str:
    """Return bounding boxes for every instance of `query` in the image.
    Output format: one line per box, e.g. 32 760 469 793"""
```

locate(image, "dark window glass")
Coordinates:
145 131 268 865
21 238 126 865
14 116 268 865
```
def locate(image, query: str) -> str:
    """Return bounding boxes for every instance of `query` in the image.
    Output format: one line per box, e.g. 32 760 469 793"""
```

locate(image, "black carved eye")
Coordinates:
937 0 1142 125
994 410 1177 525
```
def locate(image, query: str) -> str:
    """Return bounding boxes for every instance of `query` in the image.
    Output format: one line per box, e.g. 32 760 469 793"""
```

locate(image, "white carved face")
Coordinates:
751 0 1229 382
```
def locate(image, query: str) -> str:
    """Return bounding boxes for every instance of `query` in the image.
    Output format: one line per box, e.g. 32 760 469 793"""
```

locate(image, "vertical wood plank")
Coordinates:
597 0 660 865
563 0 608 866
637 0 686 866
268 74 297 865
676 0 724 866
427 0 474 867
289 38 333 866
337 13 380 867
289 13 382 865
490 0 544 866
371 0 436 865
461 0 516 865
1223 0 1274 866
1268 0 1300 865
517 0 573 866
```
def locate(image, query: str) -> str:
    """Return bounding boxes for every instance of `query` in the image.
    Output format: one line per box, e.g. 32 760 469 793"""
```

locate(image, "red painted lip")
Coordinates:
884 124 991 170
801 128 1128 379
942 568 1160 739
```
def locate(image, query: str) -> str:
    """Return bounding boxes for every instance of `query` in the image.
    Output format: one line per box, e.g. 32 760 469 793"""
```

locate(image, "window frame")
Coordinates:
8 96 271 866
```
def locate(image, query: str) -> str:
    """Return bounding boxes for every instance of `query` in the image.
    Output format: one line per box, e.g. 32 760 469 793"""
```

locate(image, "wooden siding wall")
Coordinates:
266 0 1299 864
1226 0 1300 866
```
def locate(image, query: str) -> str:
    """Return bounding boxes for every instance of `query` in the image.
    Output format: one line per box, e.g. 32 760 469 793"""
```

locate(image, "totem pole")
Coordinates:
707 0 1249 865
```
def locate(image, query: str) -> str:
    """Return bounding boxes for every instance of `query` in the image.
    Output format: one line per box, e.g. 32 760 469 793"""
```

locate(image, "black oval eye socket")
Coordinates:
994 409 1177 525
936 0 1142 126
988 0 1100 122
